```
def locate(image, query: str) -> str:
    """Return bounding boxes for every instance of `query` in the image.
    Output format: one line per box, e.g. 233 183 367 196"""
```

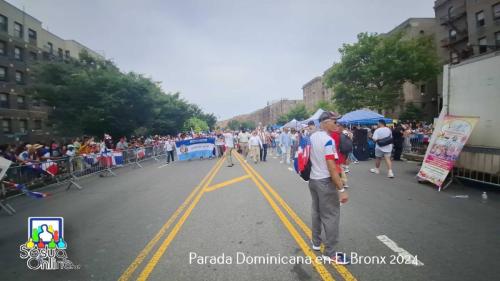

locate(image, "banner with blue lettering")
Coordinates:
175 138 215 161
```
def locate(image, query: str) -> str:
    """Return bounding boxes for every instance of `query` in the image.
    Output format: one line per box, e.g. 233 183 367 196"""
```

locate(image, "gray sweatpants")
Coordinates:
309 177 340 257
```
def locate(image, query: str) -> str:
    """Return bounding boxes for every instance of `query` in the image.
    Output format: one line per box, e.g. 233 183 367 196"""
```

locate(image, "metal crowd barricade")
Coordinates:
408 133 428 155
450 146 500 187
0 145 167 215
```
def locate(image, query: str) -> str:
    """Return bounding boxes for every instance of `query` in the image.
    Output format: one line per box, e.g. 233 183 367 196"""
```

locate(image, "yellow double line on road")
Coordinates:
118 157 225 281
119 152 357 281
233 152 335 281
234 152 357 281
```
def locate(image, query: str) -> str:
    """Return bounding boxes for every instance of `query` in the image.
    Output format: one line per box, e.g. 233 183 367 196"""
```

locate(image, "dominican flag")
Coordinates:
113 151 124 165
294 135 311 174
84 154 98 165
136 148 145 159
3 182 50 199
41 160 58 176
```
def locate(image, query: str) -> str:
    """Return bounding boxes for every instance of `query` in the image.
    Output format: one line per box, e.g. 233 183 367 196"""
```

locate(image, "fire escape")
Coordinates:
439 3 472 63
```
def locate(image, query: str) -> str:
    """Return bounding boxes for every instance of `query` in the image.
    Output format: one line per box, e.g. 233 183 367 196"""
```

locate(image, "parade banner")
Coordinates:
417 115 479 188
175 138 215 161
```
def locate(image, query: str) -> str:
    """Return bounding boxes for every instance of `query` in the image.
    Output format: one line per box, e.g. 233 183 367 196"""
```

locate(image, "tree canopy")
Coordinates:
226 120 255 131
277 104 309 125
183 117 209 133
324 32 440 113
27 51 216 138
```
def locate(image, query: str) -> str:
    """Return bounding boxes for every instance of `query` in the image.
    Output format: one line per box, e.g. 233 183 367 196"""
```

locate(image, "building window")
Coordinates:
0 40 6 56
478 37 488 53
47 42 53 54
32 98 41 107
2 119 12 133
30 51 37 61
17 95 26 109
0 93 9 108
34 120 42 130
58 48 63 59
496 32 500 48
449 29 457 41
65 50 70 58
19 119 28 133
28 29 37 42
15 71 24 84
14 22 23 38
493 3 500 20
0 14 7 32
420 84 426 94
476 11 485 27
14 46 23 61
0 66 6 81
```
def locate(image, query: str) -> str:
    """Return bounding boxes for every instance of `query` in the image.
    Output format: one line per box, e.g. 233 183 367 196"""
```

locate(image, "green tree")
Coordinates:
324 32 440 113
183 117 209 133
227 120 241 130
276 115 289 125
27 51 216 137
276 104 309 125
286 104 310 121
314 100 337 112
240 120 256 130
399 103 423 122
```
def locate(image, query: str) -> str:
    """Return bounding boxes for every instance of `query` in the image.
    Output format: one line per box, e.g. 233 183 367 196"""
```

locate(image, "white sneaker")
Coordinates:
344 168 350 174
388 170 394 178
370 168 380 174
311 241 321 251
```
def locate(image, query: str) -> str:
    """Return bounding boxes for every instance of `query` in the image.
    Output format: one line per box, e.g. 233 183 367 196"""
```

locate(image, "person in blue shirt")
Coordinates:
279 128 292 164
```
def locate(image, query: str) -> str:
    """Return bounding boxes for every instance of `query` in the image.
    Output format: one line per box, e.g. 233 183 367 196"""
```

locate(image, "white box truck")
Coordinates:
442 51 500 186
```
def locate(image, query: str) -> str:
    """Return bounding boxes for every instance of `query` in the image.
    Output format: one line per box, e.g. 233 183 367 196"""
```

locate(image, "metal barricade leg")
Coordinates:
0 200 16 215
67 179 83 190
132 149 143 168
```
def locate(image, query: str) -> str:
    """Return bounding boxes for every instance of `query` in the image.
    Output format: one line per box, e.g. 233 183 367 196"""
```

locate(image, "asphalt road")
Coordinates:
1 152 499 281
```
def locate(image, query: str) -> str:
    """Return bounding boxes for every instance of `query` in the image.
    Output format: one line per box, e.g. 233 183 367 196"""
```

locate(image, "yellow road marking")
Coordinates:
241 155 358 281
117 157 225 281
204 175 251 192
136 153 226 281
234 153 335 281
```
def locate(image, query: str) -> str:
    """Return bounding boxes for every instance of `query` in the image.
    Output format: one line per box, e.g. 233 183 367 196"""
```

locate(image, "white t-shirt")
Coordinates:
310 131 337 180
249 135 262 147
223 133 235 148
373 127 393 152
238 132 250 143
165 141 174 151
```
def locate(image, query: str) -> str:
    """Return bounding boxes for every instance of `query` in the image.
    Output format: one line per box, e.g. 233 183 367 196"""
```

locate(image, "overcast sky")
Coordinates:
9 0 436 120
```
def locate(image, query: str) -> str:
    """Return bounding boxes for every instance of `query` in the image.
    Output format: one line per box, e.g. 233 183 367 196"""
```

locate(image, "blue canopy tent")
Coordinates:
337 109 392 126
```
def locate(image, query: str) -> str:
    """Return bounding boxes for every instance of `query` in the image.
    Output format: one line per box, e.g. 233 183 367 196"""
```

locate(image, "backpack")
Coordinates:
339 133 353 155
294 134 312 181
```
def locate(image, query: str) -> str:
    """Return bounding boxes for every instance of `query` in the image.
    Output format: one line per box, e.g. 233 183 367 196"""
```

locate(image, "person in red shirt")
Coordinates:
330 124 349 188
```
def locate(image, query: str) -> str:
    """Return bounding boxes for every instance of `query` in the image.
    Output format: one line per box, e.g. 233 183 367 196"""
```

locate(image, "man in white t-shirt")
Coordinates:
223 130 235 167
309 111 350 265
238 130 251 159
370 119 394 178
